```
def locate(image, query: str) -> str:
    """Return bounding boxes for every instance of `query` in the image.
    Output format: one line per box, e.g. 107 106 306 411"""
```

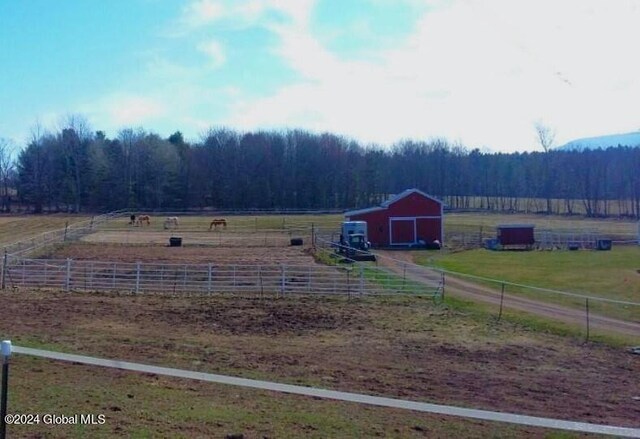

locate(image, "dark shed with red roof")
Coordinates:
497 224 535 247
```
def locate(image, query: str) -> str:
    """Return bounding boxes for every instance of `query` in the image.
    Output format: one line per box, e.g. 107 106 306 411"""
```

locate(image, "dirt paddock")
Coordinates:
46 240 316 265
2 291 639 431
82 229 303 247
8 225 640 435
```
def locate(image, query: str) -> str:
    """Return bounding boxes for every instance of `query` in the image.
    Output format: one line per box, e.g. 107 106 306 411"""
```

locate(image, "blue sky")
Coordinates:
1 0 639 152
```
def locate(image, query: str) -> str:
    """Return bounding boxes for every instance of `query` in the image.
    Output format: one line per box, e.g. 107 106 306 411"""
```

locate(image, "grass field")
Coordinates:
2 211 639 437
413 246 640 323
0 209 636 245
444 196 639 218
3 291 638 438
445 211 638 237
10 355 540 439
417 246 640 302
0 214 90 246
102 214 344 232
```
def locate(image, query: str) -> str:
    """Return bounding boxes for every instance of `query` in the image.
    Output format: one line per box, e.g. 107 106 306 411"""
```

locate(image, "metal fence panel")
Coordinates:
3 257 442 298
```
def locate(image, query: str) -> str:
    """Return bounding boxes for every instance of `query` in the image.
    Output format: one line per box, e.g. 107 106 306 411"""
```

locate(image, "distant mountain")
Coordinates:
558 131 640 151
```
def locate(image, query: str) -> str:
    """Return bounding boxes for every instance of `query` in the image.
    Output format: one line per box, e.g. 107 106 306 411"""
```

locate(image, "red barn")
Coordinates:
344 189 444 247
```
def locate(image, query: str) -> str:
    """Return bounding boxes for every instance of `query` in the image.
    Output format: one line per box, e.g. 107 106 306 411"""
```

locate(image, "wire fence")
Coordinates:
0 212 432 298
1 210 638 338
2 210 128 260
99 213 342 234
444 226 638 250
313 235 444 295
369 251 640 340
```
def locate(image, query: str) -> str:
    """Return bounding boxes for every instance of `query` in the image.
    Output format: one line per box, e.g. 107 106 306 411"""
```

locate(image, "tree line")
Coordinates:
3 121 640 217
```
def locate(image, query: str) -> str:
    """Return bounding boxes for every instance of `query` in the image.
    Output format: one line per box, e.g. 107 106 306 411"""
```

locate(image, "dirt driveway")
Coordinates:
375 250 640 339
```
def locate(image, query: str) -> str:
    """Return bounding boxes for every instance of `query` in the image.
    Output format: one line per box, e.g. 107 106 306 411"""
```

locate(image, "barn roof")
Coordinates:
344 206 385 217
381 188 443 207
344 188 443 217
497 224 535 229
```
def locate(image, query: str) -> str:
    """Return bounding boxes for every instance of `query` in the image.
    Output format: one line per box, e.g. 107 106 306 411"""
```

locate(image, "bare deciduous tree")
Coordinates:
535 121 556 213
535 121 556 153
0 138 16 212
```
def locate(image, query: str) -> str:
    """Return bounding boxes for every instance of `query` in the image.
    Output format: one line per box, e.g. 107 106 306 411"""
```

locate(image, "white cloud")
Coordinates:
178 0 315 31
125 0 640 151
224 0 640 151
197 40 226 69
109 95 166 126
82 94 168 129
9 0 640 151
180 0 225 28
145 55 201 79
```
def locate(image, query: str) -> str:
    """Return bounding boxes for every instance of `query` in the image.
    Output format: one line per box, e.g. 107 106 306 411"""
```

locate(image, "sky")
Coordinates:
1 0 640 152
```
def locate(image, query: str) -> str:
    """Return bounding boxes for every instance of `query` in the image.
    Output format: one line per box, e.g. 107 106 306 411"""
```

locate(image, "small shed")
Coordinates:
497 224 535 248
344 189 444 247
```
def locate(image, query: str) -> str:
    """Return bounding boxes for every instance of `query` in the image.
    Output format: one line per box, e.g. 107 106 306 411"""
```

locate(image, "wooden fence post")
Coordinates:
65 258 72 292
135 262 141 294
585 298 590 342
183 265 187 292
1 250 7 290
359 265 364 296
259 265 264 298
207 263 212 295
402 263 407 292
63 222 69 242
280 265 286 297
89 263 94 291
498 283 505 321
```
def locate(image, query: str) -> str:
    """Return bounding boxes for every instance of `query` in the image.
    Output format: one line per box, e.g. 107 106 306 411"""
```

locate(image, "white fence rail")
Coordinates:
2 258 443 298
2 210 127 259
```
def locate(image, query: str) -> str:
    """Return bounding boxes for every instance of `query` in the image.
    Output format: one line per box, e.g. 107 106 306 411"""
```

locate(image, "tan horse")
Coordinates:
136 215 151 226
209 218 227 230
164 216 179 229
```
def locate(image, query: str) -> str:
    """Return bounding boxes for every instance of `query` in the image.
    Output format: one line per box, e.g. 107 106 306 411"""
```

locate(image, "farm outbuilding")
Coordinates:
344 189 444 248
497 224 535 248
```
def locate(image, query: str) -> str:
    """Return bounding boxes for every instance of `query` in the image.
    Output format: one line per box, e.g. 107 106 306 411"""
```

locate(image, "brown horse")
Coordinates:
209 218 227 230
136 215 151 226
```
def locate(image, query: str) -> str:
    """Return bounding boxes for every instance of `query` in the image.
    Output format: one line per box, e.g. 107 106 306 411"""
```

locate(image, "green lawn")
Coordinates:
414 246 640 323
0 214 90 246
101 214 344 232
417 246 640 302
445 212 638 238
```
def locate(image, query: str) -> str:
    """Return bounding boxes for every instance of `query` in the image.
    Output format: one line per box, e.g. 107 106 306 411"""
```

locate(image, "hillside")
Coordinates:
559 131 640 150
